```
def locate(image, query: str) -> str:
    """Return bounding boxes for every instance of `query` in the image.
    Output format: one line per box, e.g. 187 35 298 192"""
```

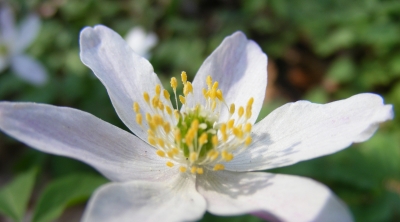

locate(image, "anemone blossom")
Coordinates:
0 25 393 222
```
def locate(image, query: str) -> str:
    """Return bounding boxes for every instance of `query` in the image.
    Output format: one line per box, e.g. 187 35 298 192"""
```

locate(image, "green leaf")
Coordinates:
32 173 107 222
0 167 38 222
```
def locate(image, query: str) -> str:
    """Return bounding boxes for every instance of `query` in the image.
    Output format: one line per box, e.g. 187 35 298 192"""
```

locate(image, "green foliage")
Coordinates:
32 173 107 222
0 167 38 222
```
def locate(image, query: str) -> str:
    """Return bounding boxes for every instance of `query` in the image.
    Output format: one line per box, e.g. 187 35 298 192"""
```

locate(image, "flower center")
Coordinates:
133 72 254 174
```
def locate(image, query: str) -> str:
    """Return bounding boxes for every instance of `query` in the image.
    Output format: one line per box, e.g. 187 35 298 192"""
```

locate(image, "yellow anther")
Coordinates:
153 115 163 126
246 109 252 119
143 92 150 103
158 101 164 111
190 152 198 162
179 95 186 104
207 150 217 158
156 150 165 157
185 130 195 146
211 151 219 161
212 135 218 146
210 89 217 99
148 121 156 131
148 137 157 146
167 151 175 158
133 102 140 113
211 100 217 111
166 161 174 167
216 89 223 101
244 123 252 133
222 150 234 162
191 119 199 131
152 96 159 108
199 133 208 146
247 97 254 106
227 119 235 129
172 148 179 154
175 129 181 142
145 113 152 122
170 77 178 89
157 139 165 148
179 166 187 173
163 122 171 134
212 82 219 90
233 127 243 139
181 71 187 83
213 164 225 171
165 106 172 115
245 136 252 146
202 88 208 99
191 166 197 174
206 75 212 87
174 110 180 119
147 129 155 137
220 123 227 134
238 106 244 117
229 104 235 115
222 133 228 142
196 168 204 174
136 113 142 125
163 89 170 100
155 84 161 95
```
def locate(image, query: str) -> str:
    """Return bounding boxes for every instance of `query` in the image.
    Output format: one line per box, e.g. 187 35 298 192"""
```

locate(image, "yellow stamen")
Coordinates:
233 127 243 139
247 97 254 106
179 95 186 104
148 137 156 146
181 71 187 83
212 135 218 146
238 106 244 118
156 150 165 157
179 166 187 173
166 161 174 167
202 88 208 99
163 89 170 100
163 122 171 134
133 102 140 113
245 136 252 146
227 119 235 129
229 104 235 115
155 84 161 96
244 123 252 133
136 113 142 125
143 92 150 103
165 106 172 115
199 133 208 146
196 167 204 174
170 77 178 89
191 166 197 174
206 75 212 87
190 152 198 162
157 139 165 148
216 89 223 101
213 164 225 171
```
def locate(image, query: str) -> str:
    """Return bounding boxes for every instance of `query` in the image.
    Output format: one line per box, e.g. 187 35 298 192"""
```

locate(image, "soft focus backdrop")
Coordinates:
0 0 399 221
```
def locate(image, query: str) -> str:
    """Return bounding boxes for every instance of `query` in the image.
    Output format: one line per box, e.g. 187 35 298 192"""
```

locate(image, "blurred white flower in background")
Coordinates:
125 26 158 59
0 4 47 85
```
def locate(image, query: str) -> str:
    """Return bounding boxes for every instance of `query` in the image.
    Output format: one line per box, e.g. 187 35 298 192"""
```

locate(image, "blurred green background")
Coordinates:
0 0 399 221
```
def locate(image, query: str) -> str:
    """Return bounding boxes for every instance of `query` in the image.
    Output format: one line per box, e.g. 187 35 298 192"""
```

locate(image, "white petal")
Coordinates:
0 102 174 182
13 14 41 54
225 93 393 171
10 54 47 85
125 27 158 58
80 25 167 142
189 31 267 124
83 174 206 222
0 5 16 45
197 171 353 222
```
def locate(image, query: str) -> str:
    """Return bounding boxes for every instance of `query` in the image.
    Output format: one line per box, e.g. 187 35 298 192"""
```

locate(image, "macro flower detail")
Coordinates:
0 25 393 222
0 4 47 85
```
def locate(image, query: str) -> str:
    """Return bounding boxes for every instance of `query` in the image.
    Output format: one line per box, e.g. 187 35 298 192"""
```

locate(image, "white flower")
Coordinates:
125 26 158 59
0 5 47 85
0 25 393 222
